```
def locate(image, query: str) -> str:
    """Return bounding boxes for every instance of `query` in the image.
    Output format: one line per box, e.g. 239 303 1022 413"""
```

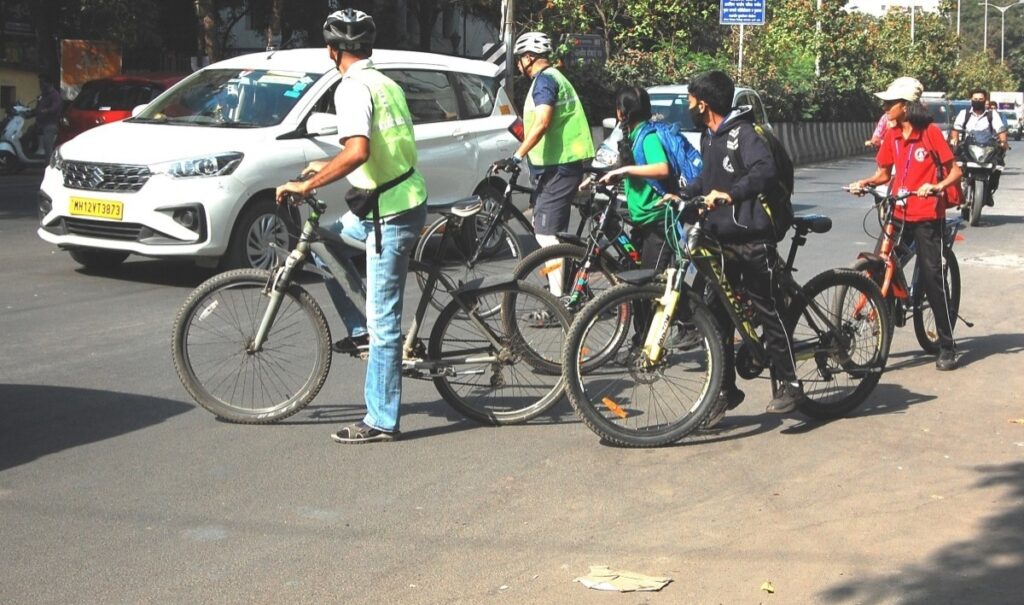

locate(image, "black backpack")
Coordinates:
727 123 794 241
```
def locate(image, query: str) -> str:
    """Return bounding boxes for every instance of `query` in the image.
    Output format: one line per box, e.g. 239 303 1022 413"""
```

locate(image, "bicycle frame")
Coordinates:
252 195 511 376
855 191 962 311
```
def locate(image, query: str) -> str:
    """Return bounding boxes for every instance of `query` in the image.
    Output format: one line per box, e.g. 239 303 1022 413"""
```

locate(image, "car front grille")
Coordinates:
64 217 144 241
63 161 152 193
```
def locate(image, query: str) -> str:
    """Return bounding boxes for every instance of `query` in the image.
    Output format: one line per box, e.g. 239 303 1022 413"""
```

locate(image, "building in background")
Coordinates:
0 0 40 108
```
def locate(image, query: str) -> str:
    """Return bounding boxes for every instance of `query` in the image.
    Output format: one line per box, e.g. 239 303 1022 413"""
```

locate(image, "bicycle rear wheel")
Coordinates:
171 269 332 423
787 269 891 420
428 281 569 425
414 214 523 313
562 283 723 448
512 242 630 369
912 247 960 355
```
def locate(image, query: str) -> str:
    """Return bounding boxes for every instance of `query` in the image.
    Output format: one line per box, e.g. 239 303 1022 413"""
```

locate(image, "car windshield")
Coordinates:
650 93 697 131
133 68 319 127
924 102 949 125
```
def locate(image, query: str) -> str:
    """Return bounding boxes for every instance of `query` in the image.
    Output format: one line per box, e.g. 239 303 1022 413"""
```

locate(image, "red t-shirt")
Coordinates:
875 123 955 222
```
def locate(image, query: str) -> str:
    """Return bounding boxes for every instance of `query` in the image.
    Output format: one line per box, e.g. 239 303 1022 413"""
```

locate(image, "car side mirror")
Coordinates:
131 104 148 117
306 112 337 137
602 117 617 130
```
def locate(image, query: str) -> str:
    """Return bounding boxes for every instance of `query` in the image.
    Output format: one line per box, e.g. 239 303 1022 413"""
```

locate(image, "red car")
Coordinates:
57 74 186 144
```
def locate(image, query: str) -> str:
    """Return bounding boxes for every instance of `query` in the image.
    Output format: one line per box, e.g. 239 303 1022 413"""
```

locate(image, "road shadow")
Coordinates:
0 384 193 472
964 213 1024 228
72 258 218 288
954 332 1024 367
818 461 1024 604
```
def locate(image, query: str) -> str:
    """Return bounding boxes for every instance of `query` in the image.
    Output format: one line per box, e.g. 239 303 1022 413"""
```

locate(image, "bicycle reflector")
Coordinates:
509 118 525 142
602 397 628 419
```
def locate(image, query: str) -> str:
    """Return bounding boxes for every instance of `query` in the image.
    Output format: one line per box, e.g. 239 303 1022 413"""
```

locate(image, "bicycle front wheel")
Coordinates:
428 281 569 425
171 269 332 423
912 247 961 355
414 214 523 313
512 242 630 369
562 283 723 448
787 269 891 420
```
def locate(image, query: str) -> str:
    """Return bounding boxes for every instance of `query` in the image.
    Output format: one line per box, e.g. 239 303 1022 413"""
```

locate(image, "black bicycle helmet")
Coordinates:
323 9 376 51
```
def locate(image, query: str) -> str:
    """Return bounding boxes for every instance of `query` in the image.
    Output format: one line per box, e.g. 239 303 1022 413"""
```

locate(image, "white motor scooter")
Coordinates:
0 100 49 174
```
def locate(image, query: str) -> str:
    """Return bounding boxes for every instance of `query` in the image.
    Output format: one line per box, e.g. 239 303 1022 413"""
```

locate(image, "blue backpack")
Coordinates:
631 121 704 195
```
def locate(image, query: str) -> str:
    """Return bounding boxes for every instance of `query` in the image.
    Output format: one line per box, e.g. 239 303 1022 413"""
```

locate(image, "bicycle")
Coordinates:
413 163 602 312
511 171 641 368
171 189 571 426
562 197 893 447
848 185 968 355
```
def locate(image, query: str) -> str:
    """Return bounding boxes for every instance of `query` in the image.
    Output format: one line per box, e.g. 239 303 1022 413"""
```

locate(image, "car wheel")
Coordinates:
223 196 294 270
68 248 129 270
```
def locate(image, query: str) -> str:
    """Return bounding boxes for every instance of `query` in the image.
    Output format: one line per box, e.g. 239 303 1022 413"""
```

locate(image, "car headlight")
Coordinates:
49 146 64 171
151 152 243 178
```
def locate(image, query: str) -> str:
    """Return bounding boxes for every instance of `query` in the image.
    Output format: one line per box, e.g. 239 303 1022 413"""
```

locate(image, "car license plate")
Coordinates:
69 197 123 221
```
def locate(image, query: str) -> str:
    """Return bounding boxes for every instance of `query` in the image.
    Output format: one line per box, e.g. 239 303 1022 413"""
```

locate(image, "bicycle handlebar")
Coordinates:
843 185 910 206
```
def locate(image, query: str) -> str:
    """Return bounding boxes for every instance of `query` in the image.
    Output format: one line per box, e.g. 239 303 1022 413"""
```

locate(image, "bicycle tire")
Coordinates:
414 214 523 313
512 242 630 369
912 247 961 355
562 283 723 448
787 269 891 421
428 280 569 425
171 269 332 423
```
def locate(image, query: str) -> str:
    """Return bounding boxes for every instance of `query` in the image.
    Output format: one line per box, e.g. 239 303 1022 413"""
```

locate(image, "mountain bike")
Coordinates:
171 189 571 426
848 185 968 354
413 163 601 312
511 172 640 368
562 197 892 447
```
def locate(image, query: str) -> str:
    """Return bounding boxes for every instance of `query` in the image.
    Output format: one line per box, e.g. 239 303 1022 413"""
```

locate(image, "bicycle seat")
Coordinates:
431 195 483 218
792 214 832 234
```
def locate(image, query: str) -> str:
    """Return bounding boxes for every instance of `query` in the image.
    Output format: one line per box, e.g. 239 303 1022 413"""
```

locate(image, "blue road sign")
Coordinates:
720 0 766 25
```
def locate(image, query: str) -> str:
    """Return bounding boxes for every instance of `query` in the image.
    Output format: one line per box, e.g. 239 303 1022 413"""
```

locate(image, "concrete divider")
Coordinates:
774 122 876 166
591 122 877 167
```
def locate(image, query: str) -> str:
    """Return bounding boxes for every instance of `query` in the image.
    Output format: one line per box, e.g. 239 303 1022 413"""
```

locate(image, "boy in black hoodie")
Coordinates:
681 70 803 427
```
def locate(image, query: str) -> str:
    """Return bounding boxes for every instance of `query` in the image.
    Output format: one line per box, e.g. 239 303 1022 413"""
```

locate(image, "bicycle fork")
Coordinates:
252 234 312 352
642 268 683 364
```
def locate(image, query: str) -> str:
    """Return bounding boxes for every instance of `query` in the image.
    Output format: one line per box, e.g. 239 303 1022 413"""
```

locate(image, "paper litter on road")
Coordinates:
1009 418 1024 425
761 580 776 593
574 565 672 592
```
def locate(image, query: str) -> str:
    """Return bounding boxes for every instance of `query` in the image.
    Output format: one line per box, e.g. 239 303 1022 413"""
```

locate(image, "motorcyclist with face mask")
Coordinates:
950 88 1007 203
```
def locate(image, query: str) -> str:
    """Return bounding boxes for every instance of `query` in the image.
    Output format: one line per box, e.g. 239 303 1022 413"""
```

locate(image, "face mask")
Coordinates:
689 104 705 128
972 100 986 112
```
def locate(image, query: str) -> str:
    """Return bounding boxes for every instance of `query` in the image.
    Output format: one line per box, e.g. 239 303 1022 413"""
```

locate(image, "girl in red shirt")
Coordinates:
849 76 963 371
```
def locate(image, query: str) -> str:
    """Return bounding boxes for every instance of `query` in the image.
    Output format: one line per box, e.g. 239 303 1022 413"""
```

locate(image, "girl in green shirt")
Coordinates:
598 87 673 272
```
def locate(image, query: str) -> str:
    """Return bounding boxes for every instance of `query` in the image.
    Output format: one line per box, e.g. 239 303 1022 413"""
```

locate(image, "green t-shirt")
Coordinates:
624 123 669 225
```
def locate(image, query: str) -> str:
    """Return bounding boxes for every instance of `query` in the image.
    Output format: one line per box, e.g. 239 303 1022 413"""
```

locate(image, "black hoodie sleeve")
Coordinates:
727 124 776 203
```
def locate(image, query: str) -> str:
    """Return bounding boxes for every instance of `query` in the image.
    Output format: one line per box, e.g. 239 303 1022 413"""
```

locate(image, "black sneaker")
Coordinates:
665 322 702 351
766 382 804 414
936 348 957 371
703 386 746 429
333 334 369 355
331 421 399 444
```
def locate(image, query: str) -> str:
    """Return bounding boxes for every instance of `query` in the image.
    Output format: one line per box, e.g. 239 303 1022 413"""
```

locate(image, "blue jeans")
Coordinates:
362 204 427 432
314 213 368 338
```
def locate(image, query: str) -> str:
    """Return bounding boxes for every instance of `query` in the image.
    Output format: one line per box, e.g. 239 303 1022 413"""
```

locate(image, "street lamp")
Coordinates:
978 0 1024 63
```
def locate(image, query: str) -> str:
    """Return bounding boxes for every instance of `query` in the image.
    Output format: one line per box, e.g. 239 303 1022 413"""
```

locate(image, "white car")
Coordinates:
594 84 772 168
38 48 521 270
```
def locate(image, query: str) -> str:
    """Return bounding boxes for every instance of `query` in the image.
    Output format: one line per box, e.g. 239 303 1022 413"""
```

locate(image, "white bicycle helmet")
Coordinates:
514 32 552 56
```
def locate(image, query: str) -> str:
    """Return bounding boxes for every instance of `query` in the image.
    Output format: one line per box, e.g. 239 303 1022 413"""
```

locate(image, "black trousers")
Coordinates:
631 221 673 339
899 219 956 350
706 241 798 386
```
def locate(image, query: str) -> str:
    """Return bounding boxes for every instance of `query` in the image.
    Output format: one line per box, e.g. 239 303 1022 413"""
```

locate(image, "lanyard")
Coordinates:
895 138 916 194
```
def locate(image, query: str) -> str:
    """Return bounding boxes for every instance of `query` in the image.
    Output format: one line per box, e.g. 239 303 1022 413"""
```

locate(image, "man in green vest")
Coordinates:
276 8 427 444
494 32 594 299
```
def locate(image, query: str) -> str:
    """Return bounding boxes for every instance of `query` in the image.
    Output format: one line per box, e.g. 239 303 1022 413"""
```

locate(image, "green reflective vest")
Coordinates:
523 67 595 167
345 66 427 217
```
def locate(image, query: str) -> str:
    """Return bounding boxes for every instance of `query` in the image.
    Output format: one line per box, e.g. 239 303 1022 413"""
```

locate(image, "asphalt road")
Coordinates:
2 153 1023 604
